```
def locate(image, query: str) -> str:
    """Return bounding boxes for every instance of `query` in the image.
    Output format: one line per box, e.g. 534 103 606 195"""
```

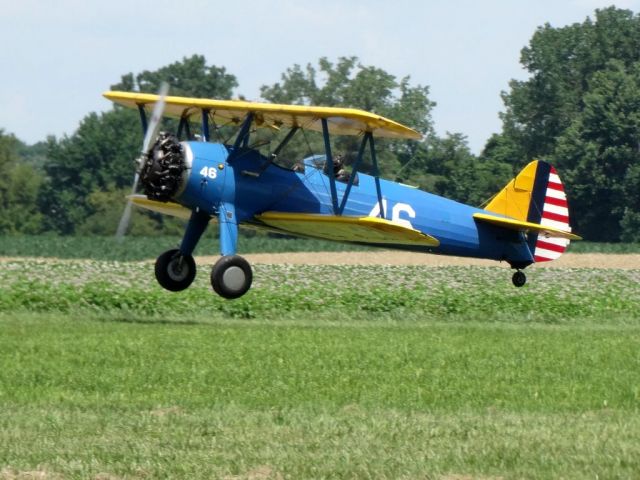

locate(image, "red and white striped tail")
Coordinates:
533 167 571 262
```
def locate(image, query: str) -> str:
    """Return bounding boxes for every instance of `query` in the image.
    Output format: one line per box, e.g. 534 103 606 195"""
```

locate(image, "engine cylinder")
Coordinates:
139 133 187 202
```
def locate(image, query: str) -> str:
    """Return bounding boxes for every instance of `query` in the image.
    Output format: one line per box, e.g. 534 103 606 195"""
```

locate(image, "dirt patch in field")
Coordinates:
223 466 283 480
0 469 62 480
197 252 640 269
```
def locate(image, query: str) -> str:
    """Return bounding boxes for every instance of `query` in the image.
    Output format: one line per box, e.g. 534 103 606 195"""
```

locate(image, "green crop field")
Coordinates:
1 257 639 479
0 234 372 261
0 234 639 260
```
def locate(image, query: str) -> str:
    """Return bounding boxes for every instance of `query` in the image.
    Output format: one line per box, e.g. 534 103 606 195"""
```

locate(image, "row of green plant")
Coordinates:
0 233 370 260
0 234 638 260
1 259 638 321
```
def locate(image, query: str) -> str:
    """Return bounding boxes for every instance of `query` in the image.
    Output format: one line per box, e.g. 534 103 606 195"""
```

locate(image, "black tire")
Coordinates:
155 249 196 292
512 270 527 288
211 255 253 299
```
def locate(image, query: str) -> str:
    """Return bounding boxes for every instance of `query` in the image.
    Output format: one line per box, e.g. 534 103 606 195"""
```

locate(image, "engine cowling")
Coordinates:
138 132 188 202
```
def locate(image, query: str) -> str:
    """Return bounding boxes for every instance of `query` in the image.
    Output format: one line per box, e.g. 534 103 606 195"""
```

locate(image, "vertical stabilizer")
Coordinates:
484 160 573 263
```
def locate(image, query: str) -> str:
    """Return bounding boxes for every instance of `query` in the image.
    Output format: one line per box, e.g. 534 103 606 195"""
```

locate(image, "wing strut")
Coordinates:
321 126 385 219
272 126 299 158
177 114 192 140
201 108 210 141
230 113 254 157
137 104 148 135
321 118 340 214
257 126 299 174
367 132 385 220
338 133 368 214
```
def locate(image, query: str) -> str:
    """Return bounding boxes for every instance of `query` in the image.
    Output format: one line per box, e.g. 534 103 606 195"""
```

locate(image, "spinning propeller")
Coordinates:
115 82 170 238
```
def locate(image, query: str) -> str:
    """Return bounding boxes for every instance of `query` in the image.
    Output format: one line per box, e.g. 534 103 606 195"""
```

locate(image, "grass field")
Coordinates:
1 258 639 478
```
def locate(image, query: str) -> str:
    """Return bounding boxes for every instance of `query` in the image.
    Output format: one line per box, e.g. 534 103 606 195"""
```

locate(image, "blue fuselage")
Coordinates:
176 142 534 266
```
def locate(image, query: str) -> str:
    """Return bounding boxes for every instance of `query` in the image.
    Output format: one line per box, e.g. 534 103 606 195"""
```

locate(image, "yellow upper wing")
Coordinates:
103 91 422 140
256 212 439 246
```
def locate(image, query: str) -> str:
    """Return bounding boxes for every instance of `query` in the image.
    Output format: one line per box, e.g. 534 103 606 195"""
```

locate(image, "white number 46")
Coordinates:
200 166 217 180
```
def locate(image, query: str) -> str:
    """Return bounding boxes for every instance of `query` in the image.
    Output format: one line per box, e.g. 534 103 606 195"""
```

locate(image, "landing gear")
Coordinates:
512 270 527 288
211 255 253 299
155 248 196 292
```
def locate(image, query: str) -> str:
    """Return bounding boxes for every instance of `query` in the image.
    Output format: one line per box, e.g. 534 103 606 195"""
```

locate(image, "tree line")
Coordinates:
1 6 638 242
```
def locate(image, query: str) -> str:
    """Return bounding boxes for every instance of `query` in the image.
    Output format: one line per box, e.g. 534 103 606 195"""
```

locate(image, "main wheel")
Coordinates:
211 255 253 299
512 270 527 288
155 248 196 292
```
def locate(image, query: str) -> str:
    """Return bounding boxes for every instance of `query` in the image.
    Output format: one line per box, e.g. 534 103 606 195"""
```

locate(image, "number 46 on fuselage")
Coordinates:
105 90 581 300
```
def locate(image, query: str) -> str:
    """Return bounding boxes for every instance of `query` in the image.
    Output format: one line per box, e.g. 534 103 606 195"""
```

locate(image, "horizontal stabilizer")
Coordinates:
256 212 440 246
473 212 582 241
129 195 194 220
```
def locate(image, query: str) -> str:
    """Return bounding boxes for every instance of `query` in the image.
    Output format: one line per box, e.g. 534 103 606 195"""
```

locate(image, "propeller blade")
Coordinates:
115 199 133 239
141 81 169 154
116 81 170 240
115 174 139 239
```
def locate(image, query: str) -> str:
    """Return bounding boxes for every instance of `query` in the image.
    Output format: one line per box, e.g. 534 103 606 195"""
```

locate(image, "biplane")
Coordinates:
104 88 581 299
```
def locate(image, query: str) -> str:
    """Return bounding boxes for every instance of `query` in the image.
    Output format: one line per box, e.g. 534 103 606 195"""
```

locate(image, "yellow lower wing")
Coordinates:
127 199 440 246
129 195 193 220
256 212 440 246
473 213 582 240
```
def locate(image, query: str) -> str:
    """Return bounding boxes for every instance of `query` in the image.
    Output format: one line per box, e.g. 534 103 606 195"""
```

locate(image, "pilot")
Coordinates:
332 154 349 182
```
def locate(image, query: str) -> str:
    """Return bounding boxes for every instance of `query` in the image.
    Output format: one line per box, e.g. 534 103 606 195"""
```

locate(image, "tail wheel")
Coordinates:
155 248 196 292
512 270 527 288
211 255 253 299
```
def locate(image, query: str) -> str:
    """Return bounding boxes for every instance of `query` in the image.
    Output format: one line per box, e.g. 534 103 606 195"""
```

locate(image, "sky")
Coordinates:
2 0 640 153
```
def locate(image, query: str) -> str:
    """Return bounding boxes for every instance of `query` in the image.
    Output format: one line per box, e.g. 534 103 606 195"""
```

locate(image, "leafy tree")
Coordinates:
554 61 640 241
494 7 640 166
400 133 512 206
76 189 184 236
485 7 640 241
38 109 142 234
111 54 238 98
0 130 43 234
260 56 436 177
16 140 48 169
261 57 434 135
